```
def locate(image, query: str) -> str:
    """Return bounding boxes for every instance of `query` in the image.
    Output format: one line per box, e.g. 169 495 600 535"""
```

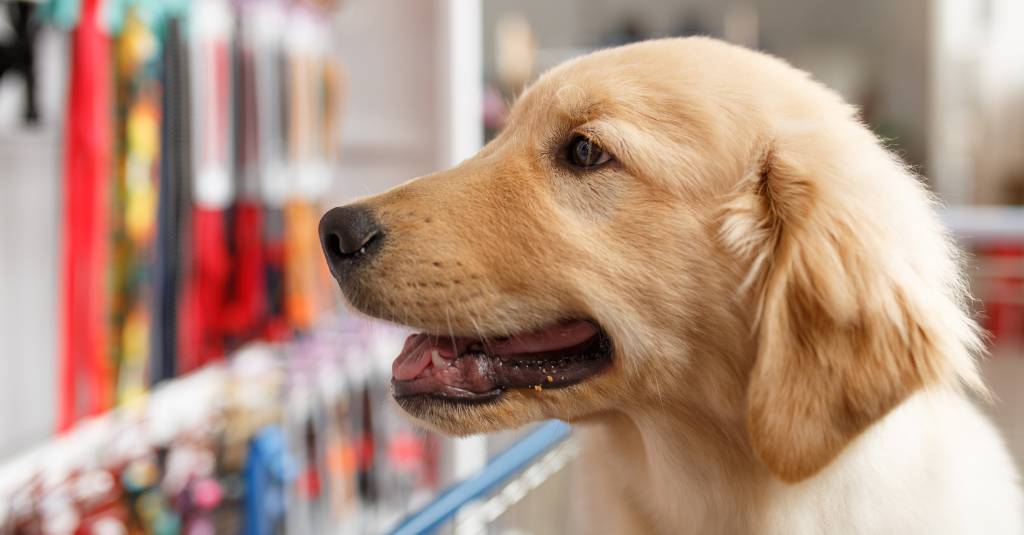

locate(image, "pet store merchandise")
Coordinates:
0 320 448 535
0 0 576 532
49 0 345 428
3 0 1024 533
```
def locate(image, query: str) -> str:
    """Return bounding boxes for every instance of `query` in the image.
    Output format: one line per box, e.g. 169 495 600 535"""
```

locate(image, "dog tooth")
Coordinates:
431 349 447 369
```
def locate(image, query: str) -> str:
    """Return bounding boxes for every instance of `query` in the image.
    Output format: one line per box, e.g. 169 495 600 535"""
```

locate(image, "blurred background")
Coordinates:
0 0 1021 533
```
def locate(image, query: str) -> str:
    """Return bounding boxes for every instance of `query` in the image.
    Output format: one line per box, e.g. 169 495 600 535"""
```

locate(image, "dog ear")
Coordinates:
720 145 956 483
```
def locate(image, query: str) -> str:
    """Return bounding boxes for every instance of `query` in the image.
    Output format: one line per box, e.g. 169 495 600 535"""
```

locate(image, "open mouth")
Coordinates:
391 320 613 403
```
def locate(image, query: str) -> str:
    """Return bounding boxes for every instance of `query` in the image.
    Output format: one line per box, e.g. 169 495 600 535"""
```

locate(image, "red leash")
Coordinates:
181 207 230 372
59 0 114 431
181 30 234 371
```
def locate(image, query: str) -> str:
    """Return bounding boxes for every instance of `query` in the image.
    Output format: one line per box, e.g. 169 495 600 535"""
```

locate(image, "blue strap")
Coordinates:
388 420 573 535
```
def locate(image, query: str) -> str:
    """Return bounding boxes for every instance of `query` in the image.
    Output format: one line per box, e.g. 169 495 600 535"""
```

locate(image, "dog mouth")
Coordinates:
391 320 613 403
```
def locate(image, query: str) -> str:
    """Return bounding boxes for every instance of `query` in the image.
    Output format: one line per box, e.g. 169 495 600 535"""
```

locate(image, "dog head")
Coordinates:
319 38 981 482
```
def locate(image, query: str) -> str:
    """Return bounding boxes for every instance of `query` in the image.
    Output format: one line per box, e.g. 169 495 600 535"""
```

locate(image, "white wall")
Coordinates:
328 0 447 205
0 28 66 459
0 130 60 459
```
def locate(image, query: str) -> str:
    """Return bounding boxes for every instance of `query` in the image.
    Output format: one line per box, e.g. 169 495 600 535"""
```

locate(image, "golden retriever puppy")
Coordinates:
319 38 1023 534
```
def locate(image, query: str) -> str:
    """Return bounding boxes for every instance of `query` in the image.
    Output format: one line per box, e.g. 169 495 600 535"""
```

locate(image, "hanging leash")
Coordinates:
58 0 114 431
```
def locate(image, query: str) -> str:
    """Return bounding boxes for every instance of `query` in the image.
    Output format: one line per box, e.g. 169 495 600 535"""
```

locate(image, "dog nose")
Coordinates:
318 205 383 274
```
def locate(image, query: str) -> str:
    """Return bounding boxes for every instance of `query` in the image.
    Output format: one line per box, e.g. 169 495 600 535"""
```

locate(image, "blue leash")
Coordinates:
387 420 573 535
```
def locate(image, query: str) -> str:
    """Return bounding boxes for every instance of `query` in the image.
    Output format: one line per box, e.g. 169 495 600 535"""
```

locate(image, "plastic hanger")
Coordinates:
0 0 40 122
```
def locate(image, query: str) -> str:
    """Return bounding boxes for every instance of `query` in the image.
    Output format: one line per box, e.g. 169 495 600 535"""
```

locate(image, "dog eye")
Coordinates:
565 135 611 169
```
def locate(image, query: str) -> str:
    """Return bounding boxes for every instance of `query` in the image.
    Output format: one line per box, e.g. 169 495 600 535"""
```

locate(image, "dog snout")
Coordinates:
318 204 383 277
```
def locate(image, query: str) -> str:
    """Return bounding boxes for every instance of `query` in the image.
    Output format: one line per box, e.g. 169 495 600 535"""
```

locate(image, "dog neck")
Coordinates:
575 334 767 533
575 401 767 533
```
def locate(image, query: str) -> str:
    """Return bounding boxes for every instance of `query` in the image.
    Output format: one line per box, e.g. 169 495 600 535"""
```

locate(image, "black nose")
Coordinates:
318 205 383 275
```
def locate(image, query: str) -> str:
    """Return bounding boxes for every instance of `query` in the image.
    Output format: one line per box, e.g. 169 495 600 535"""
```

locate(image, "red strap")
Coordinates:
181 208 231 372
220 202 267 339
59 0 114 431
979 244 1024 346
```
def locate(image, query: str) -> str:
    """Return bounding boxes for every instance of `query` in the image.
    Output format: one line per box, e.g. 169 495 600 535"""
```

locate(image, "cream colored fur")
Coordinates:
333 38 1024 533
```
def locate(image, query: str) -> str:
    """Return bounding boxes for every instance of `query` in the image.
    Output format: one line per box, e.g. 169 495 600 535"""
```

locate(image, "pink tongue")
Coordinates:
487 321 597 355
391 321 598 381
392 333 474 381
392 335 430 381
